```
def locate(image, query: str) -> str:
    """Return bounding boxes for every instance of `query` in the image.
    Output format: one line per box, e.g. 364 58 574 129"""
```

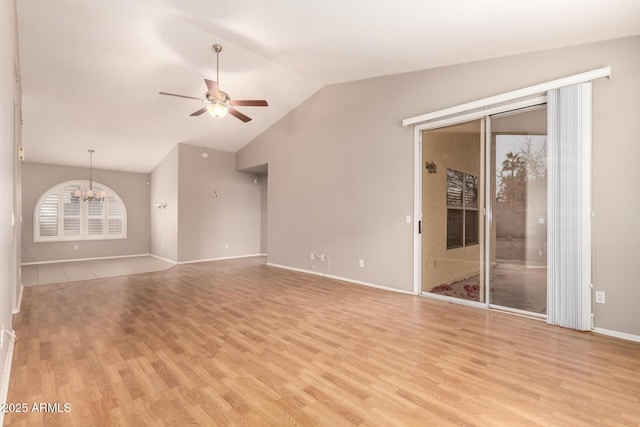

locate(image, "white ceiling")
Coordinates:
17 0 640 173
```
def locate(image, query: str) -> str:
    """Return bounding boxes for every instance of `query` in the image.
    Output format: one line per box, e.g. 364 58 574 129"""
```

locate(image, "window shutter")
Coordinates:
465 174 479 208
39 191 59 237
63 184 81 237
447 209 463 249
465 210 479 245
87 199 104 236
446 169 464 207
107 195 123 235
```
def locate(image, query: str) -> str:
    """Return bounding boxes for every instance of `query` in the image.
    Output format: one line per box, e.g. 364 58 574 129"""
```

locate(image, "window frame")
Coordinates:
446 168 479 250
33 180 127 243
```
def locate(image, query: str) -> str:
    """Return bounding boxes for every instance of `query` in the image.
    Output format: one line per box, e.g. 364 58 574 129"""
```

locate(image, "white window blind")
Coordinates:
34 180 127 242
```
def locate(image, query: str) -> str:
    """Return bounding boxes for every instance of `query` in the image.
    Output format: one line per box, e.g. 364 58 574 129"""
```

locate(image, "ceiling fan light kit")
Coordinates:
159 44 268 123
207 102 229 118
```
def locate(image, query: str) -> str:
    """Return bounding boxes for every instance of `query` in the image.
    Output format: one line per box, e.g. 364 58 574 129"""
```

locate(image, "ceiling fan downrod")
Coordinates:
213 44 222 85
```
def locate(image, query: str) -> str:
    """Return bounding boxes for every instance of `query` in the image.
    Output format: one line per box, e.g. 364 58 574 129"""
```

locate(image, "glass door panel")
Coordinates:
489 107 547 314
422 120 485 303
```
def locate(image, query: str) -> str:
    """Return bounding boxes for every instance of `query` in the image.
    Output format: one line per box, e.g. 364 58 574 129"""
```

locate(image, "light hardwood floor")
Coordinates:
5 256 640 426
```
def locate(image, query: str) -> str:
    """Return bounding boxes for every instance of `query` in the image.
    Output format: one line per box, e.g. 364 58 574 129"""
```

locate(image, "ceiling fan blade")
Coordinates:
228 107 252 122
204 79 221 97
230 100 268 107
159 91 203 101
190 107 208 117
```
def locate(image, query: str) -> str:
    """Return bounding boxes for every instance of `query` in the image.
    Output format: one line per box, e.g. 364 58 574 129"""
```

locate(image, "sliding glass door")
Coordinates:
420 106 548 315
422 119 485 304
488 106 548 315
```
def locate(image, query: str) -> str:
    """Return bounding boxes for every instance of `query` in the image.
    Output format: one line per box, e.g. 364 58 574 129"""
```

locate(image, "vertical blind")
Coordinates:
547 83 592 331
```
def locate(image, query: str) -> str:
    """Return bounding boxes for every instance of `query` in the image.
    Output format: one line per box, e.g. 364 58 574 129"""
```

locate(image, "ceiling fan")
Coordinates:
159 44 268 122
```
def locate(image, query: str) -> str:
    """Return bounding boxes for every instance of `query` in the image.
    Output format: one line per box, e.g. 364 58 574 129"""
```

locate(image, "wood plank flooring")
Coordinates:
5 256 640 426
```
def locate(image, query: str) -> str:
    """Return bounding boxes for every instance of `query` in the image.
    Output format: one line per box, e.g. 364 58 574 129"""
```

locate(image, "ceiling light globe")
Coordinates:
207 102 229 118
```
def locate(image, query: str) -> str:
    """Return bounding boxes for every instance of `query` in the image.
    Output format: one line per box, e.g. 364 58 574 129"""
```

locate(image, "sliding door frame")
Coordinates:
413 97 547 310
410 67 609 326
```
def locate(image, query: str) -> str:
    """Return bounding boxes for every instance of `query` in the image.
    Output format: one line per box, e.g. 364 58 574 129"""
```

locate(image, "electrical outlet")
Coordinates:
595 291 606 304
224 243 229 249
74 244 79 250
359 259 364 268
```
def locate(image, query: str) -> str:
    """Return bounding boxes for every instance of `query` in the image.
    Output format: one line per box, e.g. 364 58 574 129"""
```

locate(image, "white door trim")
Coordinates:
412 126 422 295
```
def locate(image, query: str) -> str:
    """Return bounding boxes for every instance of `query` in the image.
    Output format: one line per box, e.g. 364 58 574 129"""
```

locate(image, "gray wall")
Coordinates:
22 162 150 263
240 77 416 291
0 0 20 409
260 174 268 254
237 36 640 336
177 143 262 262
150 145 179 261
149 143 263 263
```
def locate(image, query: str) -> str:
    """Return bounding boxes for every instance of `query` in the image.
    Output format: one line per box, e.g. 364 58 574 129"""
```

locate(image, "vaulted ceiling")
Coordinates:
17 0 640 173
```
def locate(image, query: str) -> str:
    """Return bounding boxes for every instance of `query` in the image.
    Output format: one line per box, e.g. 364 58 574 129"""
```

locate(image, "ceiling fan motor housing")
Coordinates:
205 90 230 107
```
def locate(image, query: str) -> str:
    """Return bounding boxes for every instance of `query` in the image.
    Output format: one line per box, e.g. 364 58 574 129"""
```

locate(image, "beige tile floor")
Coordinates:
22 255 175 286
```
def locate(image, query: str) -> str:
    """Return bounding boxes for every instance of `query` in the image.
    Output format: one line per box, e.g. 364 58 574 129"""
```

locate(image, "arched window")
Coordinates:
34 180 127 242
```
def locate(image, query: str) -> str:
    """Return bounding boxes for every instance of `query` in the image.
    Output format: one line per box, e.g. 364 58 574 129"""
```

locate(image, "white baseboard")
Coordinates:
266 262 414 295
593 327 640 343
24 253 266 267
11 284 23 315
148 254 178 264
0 336 16 424
178 254 266 265
21 253 152 266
